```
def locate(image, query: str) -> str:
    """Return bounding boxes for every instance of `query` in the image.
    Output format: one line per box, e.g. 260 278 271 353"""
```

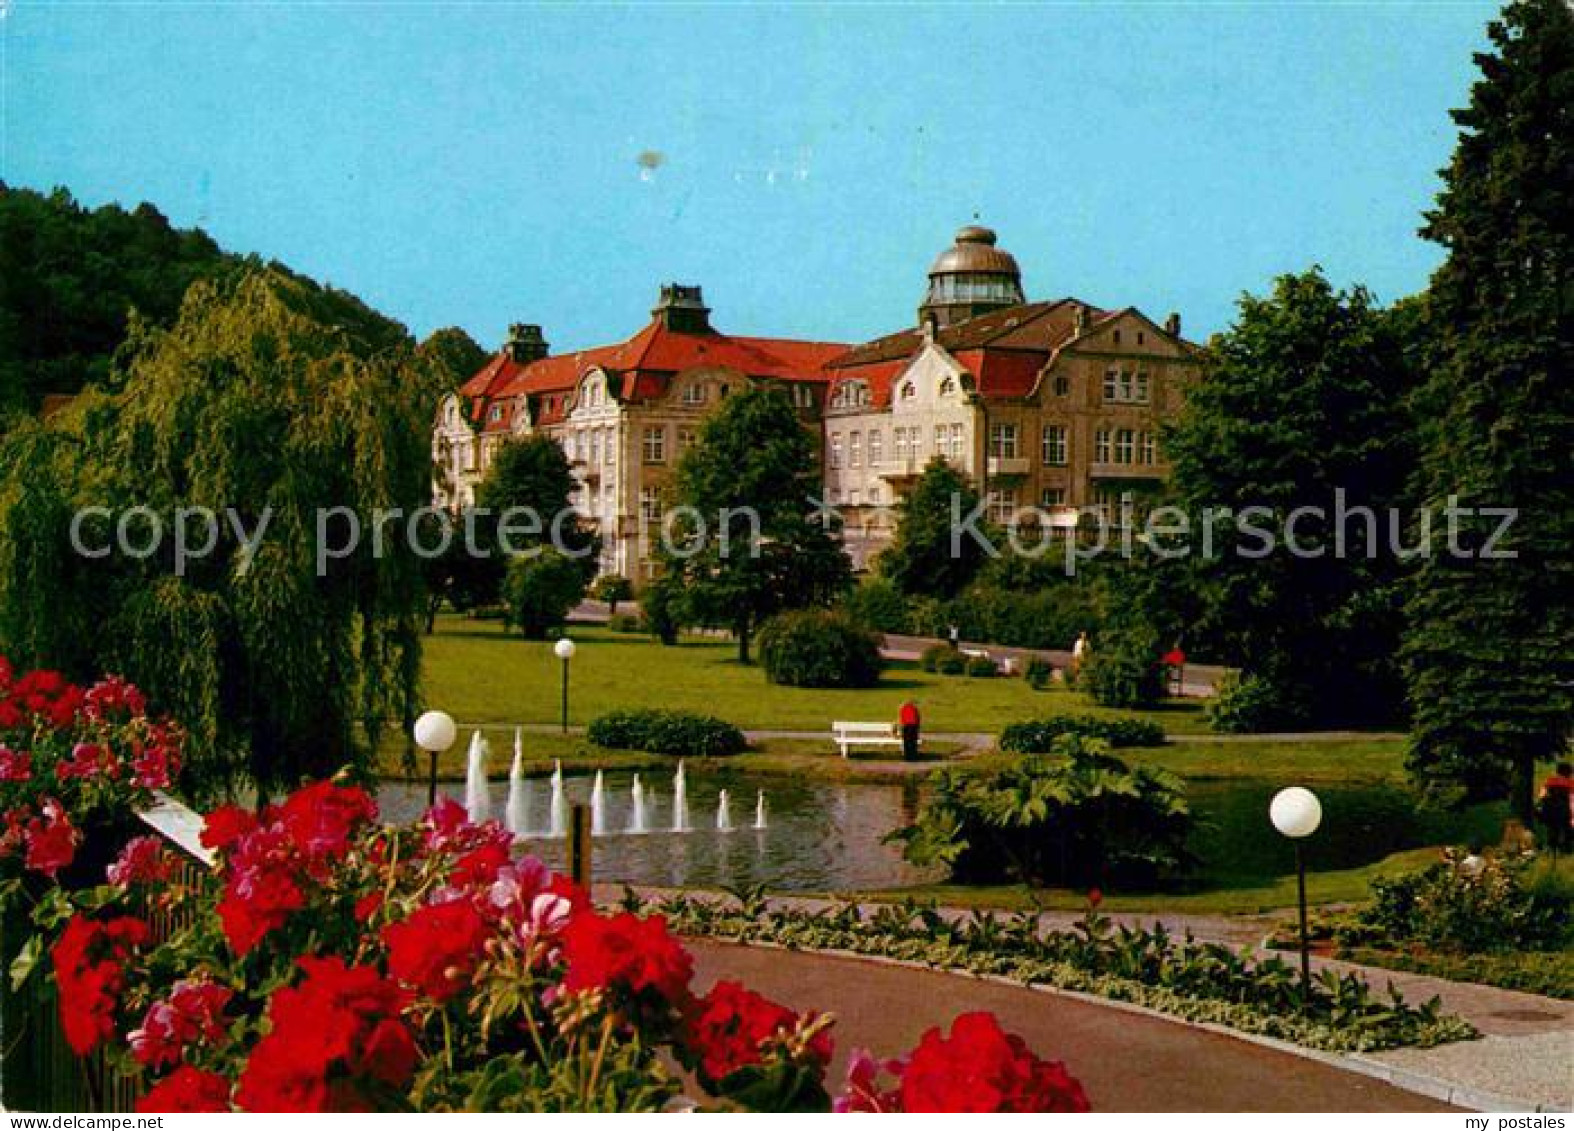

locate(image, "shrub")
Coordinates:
1082 632 1166 709
608 613 641 634
756 610 884 689
1024 657 1055 690
591 573 634 616
935 651 967 676
840 577 910 634
964 654 998 678
892 735 1194 888
587 708 746 758
1207 671 1310 733
918 643 952 672
641 579 680 645
999 716 1165 752
501 550 588 639
1344 850 1573 953
934 585 1099 652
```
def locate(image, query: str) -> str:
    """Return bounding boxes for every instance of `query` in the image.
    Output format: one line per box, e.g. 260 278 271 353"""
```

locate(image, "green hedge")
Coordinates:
999 715 1166 752
587 709 746 757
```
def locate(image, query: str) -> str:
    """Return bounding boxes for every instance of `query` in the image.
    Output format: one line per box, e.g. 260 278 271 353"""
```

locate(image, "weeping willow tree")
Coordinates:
0 265 442 801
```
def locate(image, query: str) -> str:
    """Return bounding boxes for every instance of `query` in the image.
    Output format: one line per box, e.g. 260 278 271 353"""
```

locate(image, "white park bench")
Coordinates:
960 646 1008 674
832 720 907 758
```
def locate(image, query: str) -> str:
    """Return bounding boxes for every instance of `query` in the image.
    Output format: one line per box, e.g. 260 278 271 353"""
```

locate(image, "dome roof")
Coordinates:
928 225 1021 277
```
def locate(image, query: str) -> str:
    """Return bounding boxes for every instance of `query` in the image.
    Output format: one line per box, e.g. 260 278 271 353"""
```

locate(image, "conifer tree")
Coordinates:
1403 0 1574 815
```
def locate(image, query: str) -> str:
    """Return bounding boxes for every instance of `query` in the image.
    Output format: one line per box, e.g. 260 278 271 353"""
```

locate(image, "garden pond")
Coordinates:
380 767 1501 894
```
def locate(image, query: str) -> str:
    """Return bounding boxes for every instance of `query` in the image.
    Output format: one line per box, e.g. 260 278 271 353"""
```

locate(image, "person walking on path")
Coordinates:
1536 761 1574 853
946 623 961 649
1071 631 1092 678
898 700 921 762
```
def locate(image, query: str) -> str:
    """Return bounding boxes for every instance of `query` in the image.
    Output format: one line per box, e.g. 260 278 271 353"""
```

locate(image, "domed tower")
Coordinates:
918 225 1026 330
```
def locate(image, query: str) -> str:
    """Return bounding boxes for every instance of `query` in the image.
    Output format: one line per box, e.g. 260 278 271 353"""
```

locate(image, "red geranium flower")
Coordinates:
50 914 150 1055
276 781 378 862
560 910 693 1005
24 798 80 877
683 980 831 1087
896 1012 1089 1113
83 674 147 721
129 979 235 1068
216 866 305 956
137 1065 231 1113
200 804 260 854
0 744 30 782
107 834 176 888
236 957 415 1113
382 898 491 1001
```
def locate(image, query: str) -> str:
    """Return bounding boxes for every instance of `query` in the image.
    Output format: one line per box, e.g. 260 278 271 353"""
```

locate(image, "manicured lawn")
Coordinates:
408 615 1516 920
418 614 1211 734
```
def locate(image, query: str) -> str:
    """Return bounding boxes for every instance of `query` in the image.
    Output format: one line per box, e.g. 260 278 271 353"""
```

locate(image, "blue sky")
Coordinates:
5 1 1495 352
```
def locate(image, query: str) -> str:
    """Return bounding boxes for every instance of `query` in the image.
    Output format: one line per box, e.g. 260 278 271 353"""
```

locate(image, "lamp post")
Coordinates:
554 637 577 734
413 710 458 808
1270 786 1323 994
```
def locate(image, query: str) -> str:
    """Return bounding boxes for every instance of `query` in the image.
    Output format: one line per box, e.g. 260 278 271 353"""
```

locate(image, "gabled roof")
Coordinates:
826 299 1118 405
460 319 848 432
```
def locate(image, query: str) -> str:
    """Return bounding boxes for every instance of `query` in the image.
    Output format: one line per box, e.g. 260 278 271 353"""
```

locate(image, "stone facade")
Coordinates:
436 226 1198 582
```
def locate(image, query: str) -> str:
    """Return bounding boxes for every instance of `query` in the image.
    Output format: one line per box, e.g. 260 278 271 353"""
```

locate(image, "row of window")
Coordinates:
1094 428 1159 465
829 423 967 469
825 422 1160 470
563 427 618 468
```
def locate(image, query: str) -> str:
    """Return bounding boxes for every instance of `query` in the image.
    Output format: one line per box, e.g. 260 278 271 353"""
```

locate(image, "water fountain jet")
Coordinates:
754 789 767 831
590 770 606 835
672 761 689 832
464 731 491 825
630 774 648 834
549 761 567 838
505 729 529 838
717 788 733 832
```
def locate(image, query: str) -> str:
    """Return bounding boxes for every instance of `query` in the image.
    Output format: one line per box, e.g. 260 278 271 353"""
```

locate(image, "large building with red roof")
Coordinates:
824 225 1200 565
434 284 847 579
435 225 1199 579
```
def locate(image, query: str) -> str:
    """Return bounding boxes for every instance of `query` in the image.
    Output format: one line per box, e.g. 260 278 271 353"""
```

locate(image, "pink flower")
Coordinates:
57 741 118 781
129 980 234 1069
108 835 176 888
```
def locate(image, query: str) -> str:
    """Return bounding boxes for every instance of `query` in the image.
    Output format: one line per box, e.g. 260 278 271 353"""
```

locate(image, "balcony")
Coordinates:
987 455 1030 477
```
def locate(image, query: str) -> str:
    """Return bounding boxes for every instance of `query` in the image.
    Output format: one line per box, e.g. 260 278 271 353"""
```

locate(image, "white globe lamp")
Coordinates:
413 710 457 806
1270 785 1323 993
1270 786 1323 839
553 637 577 732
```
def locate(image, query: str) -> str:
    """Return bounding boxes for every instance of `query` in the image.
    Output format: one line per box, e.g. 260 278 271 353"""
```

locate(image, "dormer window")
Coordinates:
682 383 706 405
488 405 503 423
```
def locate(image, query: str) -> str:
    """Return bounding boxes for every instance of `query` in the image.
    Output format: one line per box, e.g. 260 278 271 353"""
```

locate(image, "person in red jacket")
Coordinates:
1537 761 1574 853
898 700 921 762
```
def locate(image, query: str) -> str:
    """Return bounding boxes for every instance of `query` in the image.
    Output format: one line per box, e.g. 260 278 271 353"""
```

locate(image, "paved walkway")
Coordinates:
688 940 1457 1111
623 888 1573 1110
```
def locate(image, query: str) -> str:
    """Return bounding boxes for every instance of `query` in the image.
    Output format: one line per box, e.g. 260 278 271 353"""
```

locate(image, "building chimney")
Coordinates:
1164 312 1181 338
651 284 712 333
505 323 549 364
1072 303 1088 334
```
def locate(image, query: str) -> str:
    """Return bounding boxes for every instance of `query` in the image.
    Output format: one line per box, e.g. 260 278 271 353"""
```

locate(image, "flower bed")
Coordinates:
645 891 1477 1054
0 655 1089 1114
26 787 1090 1112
